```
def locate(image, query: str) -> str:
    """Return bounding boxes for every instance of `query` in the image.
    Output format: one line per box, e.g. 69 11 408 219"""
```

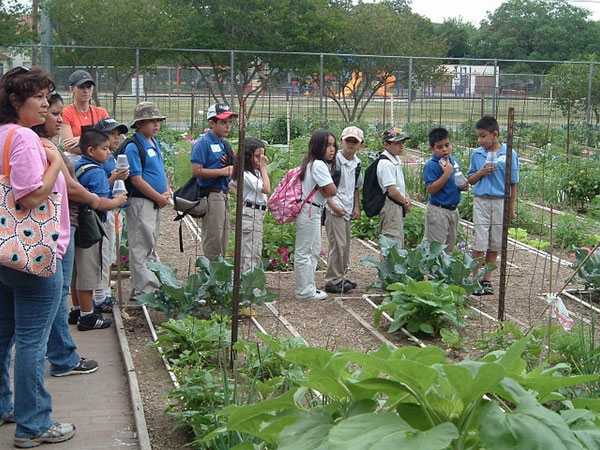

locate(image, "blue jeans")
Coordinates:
47 226 80 375
0 260 63 438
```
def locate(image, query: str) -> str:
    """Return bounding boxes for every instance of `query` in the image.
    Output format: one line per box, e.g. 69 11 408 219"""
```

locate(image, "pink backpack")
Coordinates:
268 167 318 224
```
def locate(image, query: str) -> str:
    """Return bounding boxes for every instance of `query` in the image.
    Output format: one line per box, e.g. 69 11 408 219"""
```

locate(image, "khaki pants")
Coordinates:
425 203 460 254
241 205 265 272
126 197 160 297
380 198 404 249
201 191 230 261
324 211 351 286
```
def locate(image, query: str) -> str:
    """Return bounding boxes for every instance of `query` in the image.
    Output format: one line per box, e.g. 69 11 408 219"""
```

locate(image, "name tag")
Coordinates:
497 155 507 163
147 148 157 158
211 144 222 153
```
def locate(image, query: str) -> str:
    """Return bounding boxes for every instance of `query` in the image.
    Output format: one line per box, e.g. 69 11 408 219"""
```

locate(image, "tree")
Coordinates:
435 18 477 60
545 55 600 124
44 0 175 114
473 0 600 71
166 0 344 121
0 0 36 47
325 1 448 122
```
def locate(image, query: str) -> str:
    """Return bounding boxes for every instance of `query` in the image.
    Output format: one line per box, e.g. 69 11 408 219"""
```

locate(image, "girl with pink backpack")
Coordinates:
294 130 337 300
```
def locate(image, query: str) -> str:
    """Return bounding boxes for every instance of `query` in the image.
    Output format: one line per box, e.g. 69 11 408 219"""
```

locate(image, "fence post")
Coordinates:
587 62 594 126
135 48 140 106
230 51 235 108
407 57 413 124
319 53 324 116
40 2 52 74
492 59 498 117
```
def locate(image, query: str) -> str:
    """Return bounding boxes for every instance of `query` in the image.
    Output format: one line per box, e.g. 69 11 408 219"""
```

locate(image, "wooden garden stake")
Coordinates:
498 107 515 321
230 102 246 367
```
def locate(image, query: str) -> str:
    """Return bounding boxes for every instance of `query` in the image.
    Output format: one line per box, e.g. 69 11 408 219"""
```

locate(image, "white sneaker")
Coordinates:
296 290 327 301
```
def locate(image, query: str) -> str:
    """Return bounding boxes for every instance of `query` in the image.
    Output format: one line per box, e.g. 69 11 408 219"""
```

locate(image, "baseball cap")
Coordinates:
94 118 128 135
131 102 166 128
69 70 95 87
382 127 410 143
207 103 238 121
341 126 364 142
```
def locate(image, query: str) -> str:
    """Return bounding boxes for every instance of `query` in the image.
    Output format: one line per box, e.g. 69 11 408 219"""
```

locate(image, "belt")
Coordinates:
244 201 267 211
210 188 225 193
431 203 458 211
306 201 323 208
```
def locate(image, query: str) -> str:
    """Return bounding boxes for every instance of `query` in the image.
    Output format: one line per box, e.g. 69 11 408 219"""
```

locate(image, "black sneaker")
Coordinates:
94 296 116 314
325 280 354 294
473 280 493 296
77 312 112 331
68 308 80 325
14 422 76 448
51 358 99 377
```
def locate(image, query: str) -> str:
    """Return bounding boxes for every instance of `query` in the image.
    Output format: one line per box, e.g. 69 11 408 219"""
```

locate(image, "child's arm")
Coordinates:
352 188 360 219
426 161 453 194
386 185 406 206
228 180 237 195
96 193 128 211
467 164 494 185
130 176 170 208
192 163 233 179
259 152 271 195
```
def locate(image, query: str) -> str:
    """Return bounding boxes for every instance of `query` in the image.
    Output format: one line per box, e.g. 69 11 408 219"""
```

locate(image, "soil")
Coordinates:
122 202 582 449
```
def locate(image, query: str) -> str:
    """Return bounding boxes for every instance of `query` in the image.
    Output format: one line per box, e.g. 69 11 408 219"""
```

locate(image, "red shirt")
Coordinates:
62 104 109 137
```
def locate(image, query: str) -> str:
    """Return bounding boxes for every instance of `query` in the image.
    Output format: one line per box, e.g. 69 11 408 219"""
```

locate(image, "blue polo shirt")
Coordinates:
424 155 462 206
467 144 519 197
102 155 116 178
74 155 111 221
190 130 231 191
124 131 168 198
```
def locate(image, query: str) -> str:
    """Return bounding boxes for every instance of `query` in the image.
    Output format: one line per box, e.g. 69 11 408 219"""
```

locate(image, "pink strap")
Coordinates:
2 127 19 177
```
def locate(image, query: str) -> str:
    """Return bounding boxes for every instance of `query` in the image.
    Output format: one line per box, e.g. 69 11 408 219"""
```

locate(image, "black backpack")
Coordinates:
74 163 107 250
362 154 390 217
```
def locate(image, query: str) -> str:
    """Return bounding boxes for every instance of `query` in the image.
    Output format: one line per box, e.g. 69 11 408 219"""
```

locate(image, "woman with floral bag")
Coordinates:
0 66 76 447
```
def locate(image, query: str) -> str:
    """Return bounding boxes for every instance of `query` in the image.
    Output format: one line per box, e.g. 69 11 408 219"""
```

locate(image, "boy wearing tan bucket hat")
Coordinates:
124 102 170 298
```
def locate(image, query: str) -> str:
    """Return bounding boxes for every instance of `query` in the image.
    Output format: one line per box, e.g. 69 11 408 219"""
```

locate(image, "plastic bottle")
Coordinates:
485 151 497 170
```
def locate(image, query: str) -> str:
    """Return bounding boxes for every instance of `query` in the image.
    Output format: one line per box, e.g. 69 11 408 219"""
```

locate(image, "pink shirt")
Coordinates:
0 125 70 258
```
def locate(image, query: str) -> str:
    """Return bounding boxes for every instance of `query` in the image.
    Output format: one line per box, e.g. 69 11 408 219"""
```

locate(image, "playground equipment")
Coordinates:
337 72 396 98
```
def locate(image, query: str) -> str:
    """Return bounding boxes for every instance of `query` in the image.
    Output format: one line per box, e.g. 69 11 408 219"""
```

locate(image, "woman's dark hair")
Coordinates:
232 137 265 181
299 129 336 181
31 92 63 138
0 66 56 125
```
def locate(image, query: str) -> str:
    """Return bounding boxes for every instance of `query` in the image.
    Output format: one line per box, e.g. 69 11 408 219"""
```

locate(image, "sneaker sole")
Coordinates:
51 365 99 377
14 429 75 448
77 319 112 331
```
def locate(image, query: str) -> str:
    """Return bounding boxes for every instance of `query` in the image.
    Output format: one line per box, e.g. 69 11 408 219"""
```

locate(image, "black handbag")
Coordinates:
75 204 106 248
172 177 211 220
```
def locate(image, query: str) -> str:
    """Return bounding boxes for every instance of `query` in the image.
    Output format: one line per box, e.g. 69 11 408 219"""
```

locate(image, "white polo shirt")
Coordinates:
301 160 333 206
230 170 267 205
376 150 405 196
327 151 363 216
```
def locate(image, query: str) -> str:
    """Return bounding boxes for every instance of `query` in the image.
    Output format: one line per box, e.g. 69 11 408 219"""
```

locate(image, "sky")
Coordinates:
410 0 600 24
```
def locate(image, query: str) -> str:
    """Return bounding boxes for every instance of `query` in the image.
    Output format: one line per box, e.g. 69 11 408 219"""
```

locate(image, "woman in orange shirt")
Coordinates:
60 70 108 153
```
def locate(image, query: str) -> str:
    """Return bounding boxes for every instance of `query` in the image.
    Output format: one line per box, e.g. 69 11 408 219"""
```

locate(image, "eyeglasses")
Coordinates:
218 120 233 127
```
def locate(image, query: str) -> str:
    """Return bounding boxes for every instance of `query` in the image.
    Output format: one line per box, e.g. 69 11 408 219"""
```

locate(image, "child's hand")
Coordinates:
114 193 128 206
259 149 269 169
114 168 129 180
223 165 233 177
352 207 361 220
481 164 495 175
404 193 412 212
156 191 170 209
333 205 347 217
441 160 454 175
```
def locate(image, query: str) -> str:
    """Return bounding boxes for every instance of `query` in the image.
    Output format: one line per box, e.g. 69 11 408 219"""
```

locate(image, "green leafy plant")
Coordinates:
571 246 600 290
440 327 468 351
362 237 489 295
213 339 600 449
134 256 277 319
375 279 467 336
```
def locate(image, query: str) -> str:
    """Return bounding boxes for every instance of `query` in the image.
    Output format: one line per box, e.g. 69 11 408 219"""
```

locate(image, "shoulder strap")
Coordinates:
3 127 20 176
75 163 101 180
116 135 146 169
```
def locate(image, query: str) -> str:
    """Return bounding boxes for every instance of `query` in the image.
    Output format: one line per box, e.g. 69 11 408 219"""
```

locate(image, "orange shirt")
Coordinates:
62 104 109 137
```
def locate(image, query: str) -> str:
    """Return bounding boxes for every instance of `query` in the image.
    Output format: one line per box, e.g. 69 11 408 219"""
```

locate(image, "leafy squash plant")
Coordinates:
212 338 600 450
376 280 467 335
571 245 600 290
134 256 277 319
361 237 491 296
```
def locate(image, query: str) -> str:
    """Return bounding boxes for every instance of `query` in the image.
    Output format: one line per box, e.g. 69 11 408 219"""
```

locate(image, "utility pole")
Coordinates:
40 0 53 74
31 0 39 66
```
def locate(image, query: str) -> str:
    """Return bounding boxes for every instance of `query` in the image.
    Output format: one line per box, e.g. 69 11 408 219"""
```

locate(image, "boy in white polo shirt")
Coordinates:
324 126 363 294
377 127 411 249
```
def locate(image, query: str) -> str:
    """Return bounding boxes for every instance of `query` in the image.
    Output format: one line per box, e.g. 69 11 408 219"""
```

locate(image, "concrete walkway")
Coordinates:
0 310 141 449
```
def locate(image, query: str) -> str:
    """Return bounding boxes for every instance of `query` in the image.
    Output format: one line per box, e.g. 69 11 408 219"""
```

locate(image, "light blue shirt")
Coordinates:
467 144 519 197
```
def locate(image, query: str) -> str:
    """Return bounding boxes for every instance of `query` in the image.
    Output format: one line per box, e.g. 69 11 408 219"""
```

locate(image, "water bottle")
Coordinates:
485 151 497 170
113 179 127 196
116 154 129 171
454 168 468 189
